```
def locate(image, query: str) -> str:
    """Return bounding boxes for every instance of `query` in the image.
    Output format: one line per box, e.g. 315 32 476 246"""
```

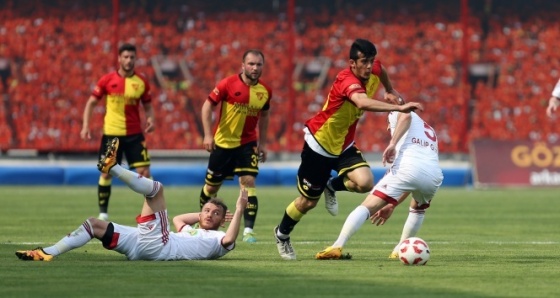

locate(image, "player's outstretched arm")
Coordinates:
221 188 248 248
350 93 423 113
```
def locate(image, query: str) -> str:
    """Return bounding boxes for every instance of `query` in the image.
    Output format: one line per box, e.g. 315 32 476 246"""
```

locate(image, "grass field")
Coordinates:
1 186 559 298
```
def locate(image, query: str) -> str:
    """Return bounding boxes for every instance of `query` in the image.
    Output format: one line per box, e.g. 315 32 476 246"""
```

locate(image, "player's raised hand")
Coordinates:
221 210 233 227
384 89 401 104
236 188 248 211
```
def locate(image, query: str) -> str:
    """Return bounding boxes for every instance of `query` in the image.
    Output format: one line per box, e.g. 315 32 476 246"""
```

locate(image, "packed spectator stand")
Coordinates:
0 0 558 154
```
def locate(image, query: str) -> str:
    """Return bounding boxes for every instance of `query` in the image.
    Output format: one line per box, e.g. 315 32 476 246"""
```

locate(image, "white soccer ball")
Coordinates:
397 237 430 265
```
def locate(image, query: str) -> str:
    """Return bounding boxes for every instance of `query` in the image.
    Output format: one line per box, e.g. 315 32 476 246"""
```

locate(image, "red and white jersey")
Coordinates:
552 78 560 98
108 210 233 261
165 225 232 260
372 112 443 207
388 111 440 167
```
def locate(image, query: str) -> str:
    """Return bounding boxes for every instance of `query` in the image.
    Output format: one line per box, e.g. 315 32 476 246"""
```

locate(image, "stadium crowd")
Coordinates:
0 0 558 152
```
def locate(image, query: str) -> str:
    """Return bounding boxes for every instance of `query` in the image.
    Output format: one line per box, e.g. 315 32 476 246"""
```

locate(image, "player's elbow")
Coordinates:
221 236 235 248
172 218 187 232
354 100 369 110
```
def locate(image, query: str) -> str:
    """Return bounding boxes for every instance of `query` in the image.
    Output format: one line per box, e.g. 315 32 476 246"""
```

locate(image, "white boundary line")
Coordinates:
3 240 559 245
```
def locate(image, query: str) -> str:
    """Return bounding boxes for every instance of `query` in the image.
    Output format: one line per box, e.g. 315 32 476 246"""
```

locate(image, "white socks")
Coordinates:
392 208 425 251
109 164 159 197
43 220 94 256
332 205 370 248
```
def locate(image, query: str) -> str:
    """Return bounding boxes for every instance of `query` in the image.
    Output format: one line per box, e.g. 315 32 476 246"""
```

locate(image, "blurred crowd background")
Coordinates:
0 0 558 155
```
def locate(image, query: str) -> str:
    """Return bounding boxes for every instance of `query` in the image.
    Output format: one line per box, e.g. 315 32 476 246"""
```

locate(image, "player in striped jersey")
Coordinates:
198 49 272 243
81 43 155 221
274 39 424 260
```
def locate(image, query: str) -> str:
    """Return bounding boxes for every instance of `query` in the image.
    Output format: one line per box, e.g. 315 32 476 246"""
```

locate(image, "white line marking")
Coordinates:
3 241 558 245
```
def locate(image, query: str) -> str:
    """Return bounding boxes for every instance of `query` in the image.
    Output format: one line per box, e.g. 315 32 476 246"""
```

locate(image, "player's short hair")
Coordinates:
349 39 377 60
207 198 228 216
242 49 265 64
118 43 136 55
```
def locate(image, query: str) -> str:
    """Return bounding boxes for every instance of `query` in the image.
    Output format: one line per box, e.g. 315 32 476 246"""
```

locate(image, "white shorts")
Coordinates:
107 210 170 260
372 165 443 208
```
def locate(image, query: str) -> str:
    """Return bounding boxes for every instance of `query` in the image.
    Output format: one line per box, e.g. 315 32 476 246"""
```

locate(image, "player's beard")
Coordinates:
200 219 220 230
121 63 134 72
244 70 260 83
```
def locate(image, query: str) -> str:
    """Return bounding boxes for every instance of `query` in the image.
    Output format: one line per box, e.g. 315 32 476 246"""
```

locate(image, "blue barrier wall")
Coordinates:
0 166 472 187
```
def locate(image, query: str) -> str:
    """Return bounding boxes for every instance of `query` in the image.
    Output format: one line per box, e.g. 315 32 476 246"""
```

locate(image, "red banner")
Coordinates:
470 139 560 187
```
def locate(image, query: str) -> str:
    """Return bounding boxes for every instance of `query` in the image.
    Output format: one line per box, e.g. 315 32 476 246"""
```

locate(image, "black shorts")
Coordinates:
205 141 259 185
99 134 150 170
297 142 369 200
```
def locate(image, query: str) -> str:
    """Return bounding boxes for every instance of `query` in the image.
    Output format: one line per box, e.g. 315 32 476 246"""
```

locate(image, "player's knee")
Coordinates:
239 176 255 187
136 167 151 178
297 196 318 211
345 172 373 193
88 217 109 237
155 181 164 196
353 181 374 193
205 184 221 194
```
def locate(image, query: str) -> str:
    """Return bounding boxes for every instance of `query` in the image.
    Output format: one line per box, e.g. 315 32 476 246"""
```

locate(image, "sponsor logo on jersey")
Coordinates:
349 83 361 90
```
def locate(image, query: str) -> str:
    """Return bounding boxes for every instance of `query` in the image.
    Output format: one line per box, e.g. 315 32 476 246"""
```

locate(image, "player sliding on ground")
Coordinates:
16 137 247 261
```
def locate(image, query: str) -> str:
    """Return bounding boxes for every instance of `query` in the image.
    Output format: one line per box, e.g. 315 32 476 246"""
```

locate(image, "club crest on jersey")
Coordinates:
257 92 265 100
131 83 139 91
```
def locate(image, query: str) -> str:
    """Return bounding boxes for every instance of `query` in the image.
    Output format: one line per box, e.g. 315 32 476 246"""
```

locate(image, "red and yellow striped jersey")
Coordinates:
305 60 382 155
92 71 152 136
208 74 272 148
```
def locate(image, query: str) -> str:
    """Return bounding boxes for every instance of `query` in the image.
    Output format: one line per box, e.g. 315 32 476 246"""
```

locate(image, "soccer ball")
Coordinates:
397 237 430 265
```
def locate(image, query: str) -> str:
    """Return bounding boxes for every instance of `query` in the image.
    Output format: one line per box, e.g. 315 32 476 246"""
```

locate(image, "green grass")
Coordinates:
1 186 559 297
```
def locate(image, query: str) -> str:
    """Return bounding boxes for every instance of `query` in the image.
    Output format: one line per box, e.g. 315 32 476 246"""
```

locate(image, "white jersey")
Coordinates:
372 112 443 207
109 210 233 261
552 78 560 98
387 111 439 167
